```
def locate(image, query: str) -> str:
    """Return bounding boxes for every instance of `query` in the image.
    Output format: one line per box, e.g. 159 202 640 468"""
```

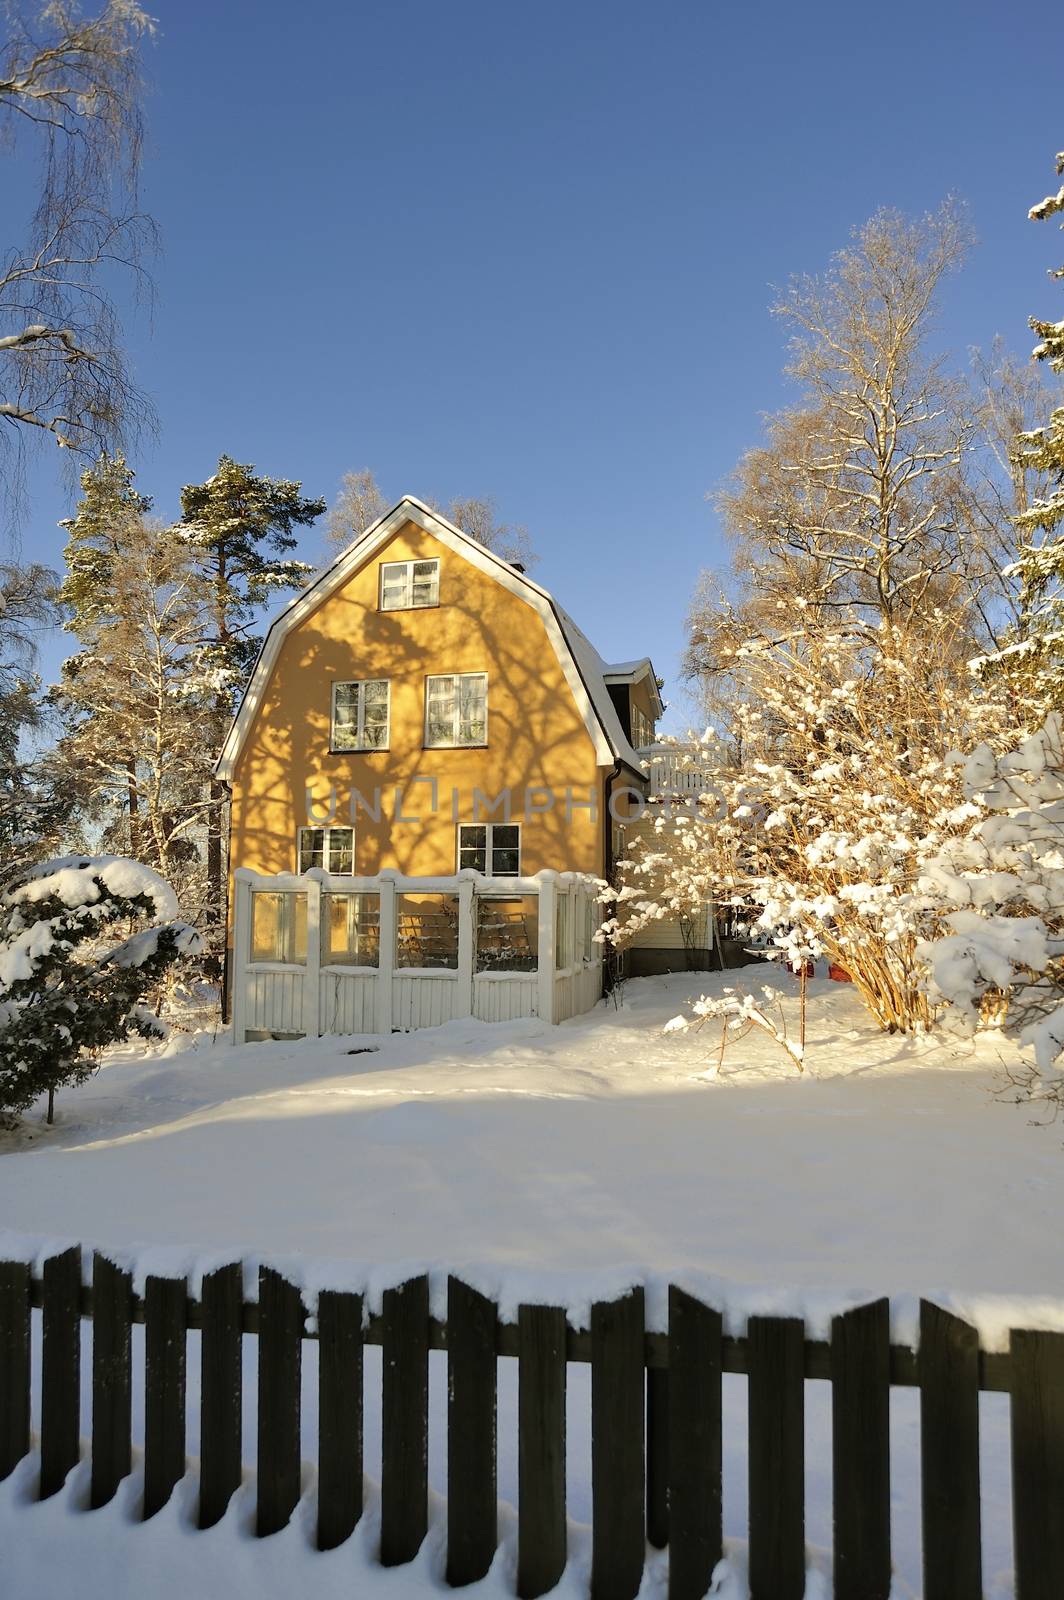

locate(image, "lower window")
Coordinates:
476 895 538 973
458 822 520 875
298 825 355 874
396 892 460 970
250 892 308 964
323 893 380 967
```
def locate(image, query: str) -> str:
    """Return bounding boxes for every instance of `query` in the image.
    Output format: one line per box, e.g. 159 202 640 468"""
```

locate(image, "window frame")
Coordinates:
631 703 655 749
424 672 489 749
297 824 356 875
379 558 440 612
331 678 391 753
250 890 308 966
457 821 522 876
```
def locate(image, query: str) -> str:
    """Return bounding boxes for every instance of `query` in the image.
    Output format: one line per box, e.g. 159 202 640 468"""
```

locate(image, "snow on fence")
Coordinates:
2 1252 1063 1600
230 868 603 1043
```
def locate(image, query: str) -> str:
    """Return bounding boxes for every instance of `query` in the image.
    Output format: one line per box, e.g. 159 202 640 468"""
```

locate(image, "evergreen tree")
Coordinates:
0 856 199 1125
979 153 1064 715
177 455 325 947
58 455 153 848
54 518 218 915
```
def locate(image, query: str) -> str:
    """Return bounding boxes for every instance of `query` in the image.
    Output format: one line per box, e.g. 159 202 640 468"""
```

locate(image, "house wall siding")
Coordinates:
228 520 606 890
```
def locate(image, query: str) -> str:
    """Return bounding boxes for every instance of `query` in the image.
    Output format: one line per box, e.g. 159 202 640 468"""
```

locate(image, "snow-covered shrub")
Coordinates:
609 616 1012 1034
0 855 201 1126
916 718 1064 1077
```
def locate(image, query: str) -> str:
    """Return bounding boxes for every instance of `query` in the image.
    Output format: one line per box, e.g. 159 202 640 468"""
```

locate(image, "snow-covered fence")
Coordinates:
1 1253 1062 1599
639 741 717 797
229 868 603 1043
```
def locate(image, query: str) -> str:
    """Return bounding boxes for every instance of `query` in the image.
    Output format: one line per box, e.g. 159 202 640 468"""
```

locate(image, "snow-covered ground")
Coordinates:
2 968 1061 1598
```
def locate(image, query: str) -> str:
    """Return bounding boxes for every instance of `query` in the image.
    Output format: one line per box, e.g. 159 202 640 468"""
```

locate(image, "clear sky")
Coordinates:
11 0 1062 728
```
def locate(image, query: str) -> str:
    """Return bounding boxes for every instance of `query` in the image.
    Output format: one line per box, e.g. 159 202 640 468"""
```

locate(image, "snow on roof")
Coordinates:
552 606 646 773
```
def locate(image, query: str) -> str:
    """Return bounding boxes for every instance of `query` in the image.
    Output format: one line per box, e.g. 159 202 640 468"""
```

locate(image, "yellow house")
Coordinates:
217 496 662 1034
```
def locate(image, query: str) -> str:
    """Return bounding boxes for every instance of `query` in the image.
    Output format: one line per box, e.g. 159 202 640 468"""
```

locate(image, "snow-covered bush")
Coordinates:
609 616 1012 1034
0 856 201 1126
916 718 1064 1078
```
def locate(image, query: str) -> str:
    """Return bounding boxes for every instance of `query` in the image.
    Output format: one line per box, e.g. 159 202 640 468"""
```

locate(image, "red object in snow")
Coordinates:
791 961 815 978
828 963 852 983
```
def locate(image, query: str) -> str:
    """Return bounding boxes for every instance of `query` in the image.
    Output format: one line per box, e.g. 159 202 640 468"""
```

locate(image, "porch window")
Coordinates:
323 892 380 967
458 822 520 875
476 894 538 973
250 891 308 964
298 825 355 874
332 679 390 751
425 673 488 747
396 892 459 970
380 558 439 611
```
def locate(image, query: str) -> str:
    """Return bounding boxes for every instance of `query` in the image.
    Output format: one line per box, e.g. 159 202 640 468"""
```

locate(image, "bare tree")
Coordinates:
0 2 157 505
324 468 388 553
323 471 537 568
718 205 982 627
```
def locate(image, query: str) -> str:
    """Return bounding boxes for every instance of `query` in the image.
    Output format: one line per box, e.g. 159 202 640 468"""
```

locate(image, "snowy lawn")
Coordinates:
2 967 1062 1599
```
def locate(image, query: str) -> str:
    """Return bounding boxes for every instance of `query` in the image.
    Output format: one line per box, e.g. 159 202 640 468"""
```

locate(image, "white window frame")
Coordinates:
331 679 391 751
457 822 521 876
297 825 356 875
424 672 489 748
379 558 440 611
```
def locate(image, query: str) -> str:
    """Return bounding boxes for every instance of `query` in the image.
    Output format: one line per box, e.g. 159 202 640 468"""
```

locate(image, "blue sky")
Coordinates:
12 0 1061 727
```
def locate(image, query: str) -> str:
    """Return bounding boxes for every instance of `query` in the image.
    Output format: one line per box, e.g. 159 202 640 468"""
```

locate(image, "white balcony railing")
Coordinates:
638 743 716 797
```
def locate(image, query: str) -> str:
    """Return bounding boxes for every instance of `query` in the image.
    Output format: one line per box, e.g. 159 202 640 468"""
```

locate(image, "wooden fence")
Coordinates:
2 1253 1063 1600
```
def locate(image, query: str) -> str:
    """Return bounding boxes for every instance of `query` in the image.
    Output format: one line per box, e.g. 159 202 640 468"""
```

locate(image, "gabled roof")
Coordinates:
215 495 652 782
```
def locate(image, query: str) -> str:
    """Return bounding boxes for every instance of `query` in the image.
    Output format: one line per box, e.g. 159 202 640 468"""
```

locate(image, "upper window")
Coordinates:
425 673 488 747
631 704 655 749
298 825 355 875
380 559 439 611
458 823 521 876
332 679 390 751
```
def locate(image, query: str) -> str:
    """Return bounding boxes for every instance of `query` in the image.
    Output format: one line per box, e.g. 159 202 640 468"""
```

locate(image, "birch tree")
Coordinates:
0 2 157 502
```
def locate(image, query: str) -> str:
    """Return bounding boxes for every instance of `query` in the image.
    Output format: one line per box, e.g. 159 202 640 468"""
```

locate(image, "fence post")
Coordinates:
537 873 556 1023
90 1253 133 1509
317 1288 363 1552
668 1287 722 1600
143 1275 187 1519
257 1267 303 1537
447 1276 498 1585
199 1263 243 1529
40 1246 81 1500
1010 1327 1064 1600
0 1260 31 1481
591 1289 646 1600
748 1315 805 1600
231 870 251 1045
377 877 396 1034
919 1300 981 1600
458 879 476 1018
518 1303 567 1600
304 875 322 1037
832 1299 891 1600
380 1275 430 1566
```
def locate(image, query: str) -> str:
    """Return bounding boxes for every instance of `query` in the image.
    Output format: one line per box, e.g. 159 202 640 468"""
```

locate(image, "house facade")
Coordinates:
217 497 663 1035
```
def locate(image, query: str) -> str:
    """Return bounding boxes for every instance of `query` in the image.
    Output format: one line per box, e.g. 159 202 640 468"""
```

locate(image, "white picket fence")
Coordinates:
230 868 604 1043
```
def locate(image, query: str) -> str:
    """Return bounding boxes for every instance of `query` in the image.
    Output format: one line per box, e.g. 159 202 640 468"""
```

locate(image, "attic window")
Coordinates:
631 704 655 749
380 559 439 611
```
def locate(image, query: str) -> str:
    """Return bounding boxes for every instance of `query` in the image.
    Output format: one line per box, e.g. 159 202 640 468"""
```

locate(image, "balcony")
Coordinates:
638 742 716 797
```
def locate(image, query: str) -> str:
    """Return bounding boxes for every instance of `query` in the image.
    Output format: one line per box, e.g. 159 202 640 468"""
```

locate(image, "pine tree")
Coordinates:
59 455 153 848
979 153 1064 715
0 855 200 1126
177 455 325 948
54 518 218 913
